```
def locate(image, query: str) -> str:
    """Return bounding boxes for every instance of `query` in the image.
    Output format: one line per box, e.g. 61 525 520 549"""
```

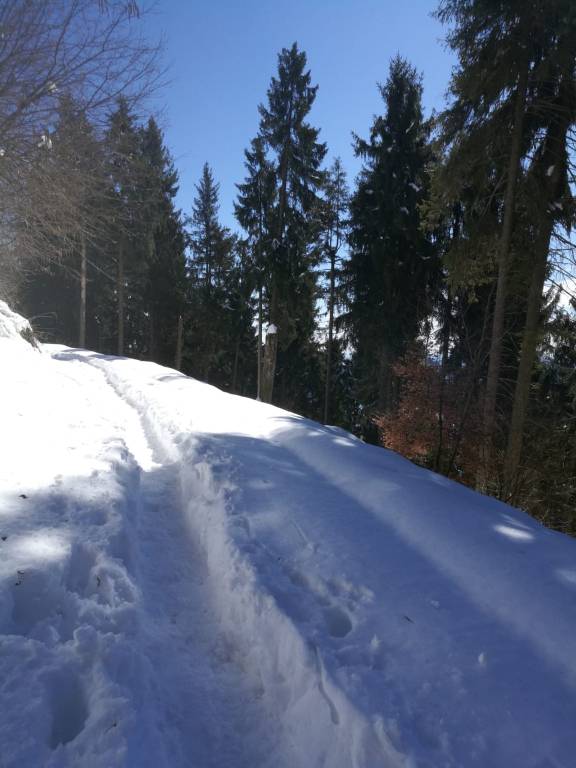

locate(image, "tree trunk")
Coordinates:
264 94 293 404
117 244 124 356
175 314 183 371
261 324 278 404
377 347 391 412
257 282 263 400
149 310 156 362
504 81 571 499
261 278 279 403
503 224 551 499
480 63 529 490
323 251 336 424
435 293 451 472
232 335 240 393
79 234 87 348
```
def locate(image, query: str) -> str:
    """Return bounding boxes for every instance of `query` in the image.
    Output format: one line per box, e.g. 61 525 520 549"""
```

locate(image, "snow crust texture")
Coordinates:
1 337 576 768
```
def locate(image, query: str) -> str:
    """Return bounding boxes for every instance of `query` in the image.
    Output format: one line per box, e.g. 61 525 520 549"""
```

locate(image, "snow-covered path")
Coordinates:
0 339 286 768
2 317 576 768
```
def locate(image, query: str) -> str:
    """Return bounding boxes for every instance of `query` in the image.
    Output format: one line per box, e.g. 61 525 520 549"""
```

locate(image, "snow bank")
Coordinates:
72 350 576 768
3 337 576 767
0 300 39 349
79 352 406 767
0 347 165 767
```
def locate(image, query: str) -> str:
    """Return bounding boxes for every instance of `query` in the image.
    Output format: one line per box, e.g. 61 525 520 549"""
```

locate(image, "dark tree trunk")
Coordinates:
323 250 336 424
79 234 87 348
504 79 572 499
257 282 263 400
175 314 183 371
117 244 124 356
480 63 529 490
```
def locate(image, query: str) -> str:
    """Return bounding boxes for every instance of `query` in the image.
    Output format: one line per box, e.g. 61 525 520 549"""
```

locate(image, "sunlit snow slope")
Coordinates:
1 302 575 768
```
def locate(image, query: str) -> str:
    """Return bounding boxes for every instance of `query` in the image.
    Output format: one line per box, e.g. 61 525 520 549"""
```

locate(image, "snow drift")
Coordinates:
1 328 575 767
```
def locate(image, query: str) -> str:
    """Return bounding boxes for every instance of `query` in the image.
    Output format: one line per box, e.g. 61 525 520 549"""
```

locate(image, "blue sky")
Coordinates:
143 0 455 230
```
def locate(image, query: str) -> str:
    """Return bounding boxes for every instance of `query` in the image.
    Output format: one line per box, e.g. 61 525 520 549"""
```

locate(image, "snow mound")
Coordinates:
0 300 39 349
2 342 576 768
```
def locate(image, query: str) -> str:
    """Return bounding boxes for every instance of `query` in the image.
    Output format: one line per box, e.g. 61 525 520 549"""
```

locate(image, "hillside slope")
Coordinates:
1 318 575 767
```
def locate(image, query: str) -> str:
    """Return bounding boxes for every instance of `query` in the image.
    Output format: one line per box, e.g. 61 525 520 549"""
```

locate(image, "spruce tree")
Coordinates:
343 56 439 437
256 42 327 407
139 117 188 366
320 157 348 424
105 97 147 355
187 163 238 386
433 0 576 493
234 135 277 398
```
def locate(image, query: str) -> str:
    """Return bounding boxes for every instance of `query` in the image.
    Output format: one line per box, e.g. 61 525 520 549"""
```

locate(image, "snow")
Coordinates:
1 331 576 767
0 300 39 349
266 323 277 335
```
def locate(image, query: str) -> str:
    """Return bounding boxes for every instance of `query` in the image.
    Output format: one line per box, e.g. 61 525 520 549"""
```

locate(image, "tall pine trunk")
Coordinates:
175 314 183 371
323 250 336 424
261 279 279 403
232 335 241 393
263 93 293 404
435 293 451 472
261 333 278 404
257 282 263 400
504 81 572 499
480 63 529 489
117 244 124 356
79 234 87 348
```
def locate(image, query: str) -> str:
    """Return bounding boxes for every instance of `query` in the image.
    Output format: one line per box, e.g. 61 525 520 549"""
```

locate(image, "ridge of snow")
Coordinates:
70 349 576 768
2 340 576 767
0 300 39 350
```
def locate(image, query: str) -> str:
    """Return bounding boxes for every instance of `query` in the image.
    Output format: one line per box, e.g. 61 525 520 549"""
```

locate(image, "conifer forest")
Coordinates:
3 0 576 533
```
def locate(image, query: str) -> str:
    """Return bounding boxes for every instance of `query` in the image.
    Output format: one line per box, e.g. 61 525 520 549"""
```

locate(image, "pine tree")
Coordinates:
433 0 576 493
256 42 327 407
187 163 238 386
343 56 439 437
320 157 348 424
105 97 147 355
235 135 277 398
139 117 188 366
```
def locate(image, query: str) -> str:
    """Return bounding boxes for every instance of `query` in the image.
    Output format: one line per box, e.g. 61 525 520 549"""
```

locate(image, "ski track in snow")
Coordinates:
57 358 287 768
0 345 284 768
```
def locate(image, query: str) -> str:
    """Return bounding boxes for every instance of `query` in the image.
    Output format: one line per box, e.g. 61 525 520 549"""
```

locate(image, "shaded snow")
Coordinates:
1 333 576 767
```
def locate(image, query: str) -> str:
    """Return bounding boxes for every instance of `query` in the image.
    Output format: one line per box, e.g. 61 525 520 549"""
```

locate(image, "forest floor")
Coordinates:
1 305 576 768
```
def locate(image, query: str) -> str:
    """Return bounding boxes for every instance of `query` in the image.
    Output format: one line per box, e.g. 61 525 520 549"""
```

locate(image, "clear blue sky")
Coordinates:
144 0 455 231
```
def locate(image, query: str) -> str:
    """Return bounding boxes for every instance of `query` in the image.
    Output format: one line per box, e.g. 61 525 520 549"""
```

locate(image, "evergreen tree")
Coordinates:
105 97 147 355
432 0 576 494
256 42 327 408
187 163 239 387
320 157 349 425
139 117 188 366
235 135 277 398
343 56 439 437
